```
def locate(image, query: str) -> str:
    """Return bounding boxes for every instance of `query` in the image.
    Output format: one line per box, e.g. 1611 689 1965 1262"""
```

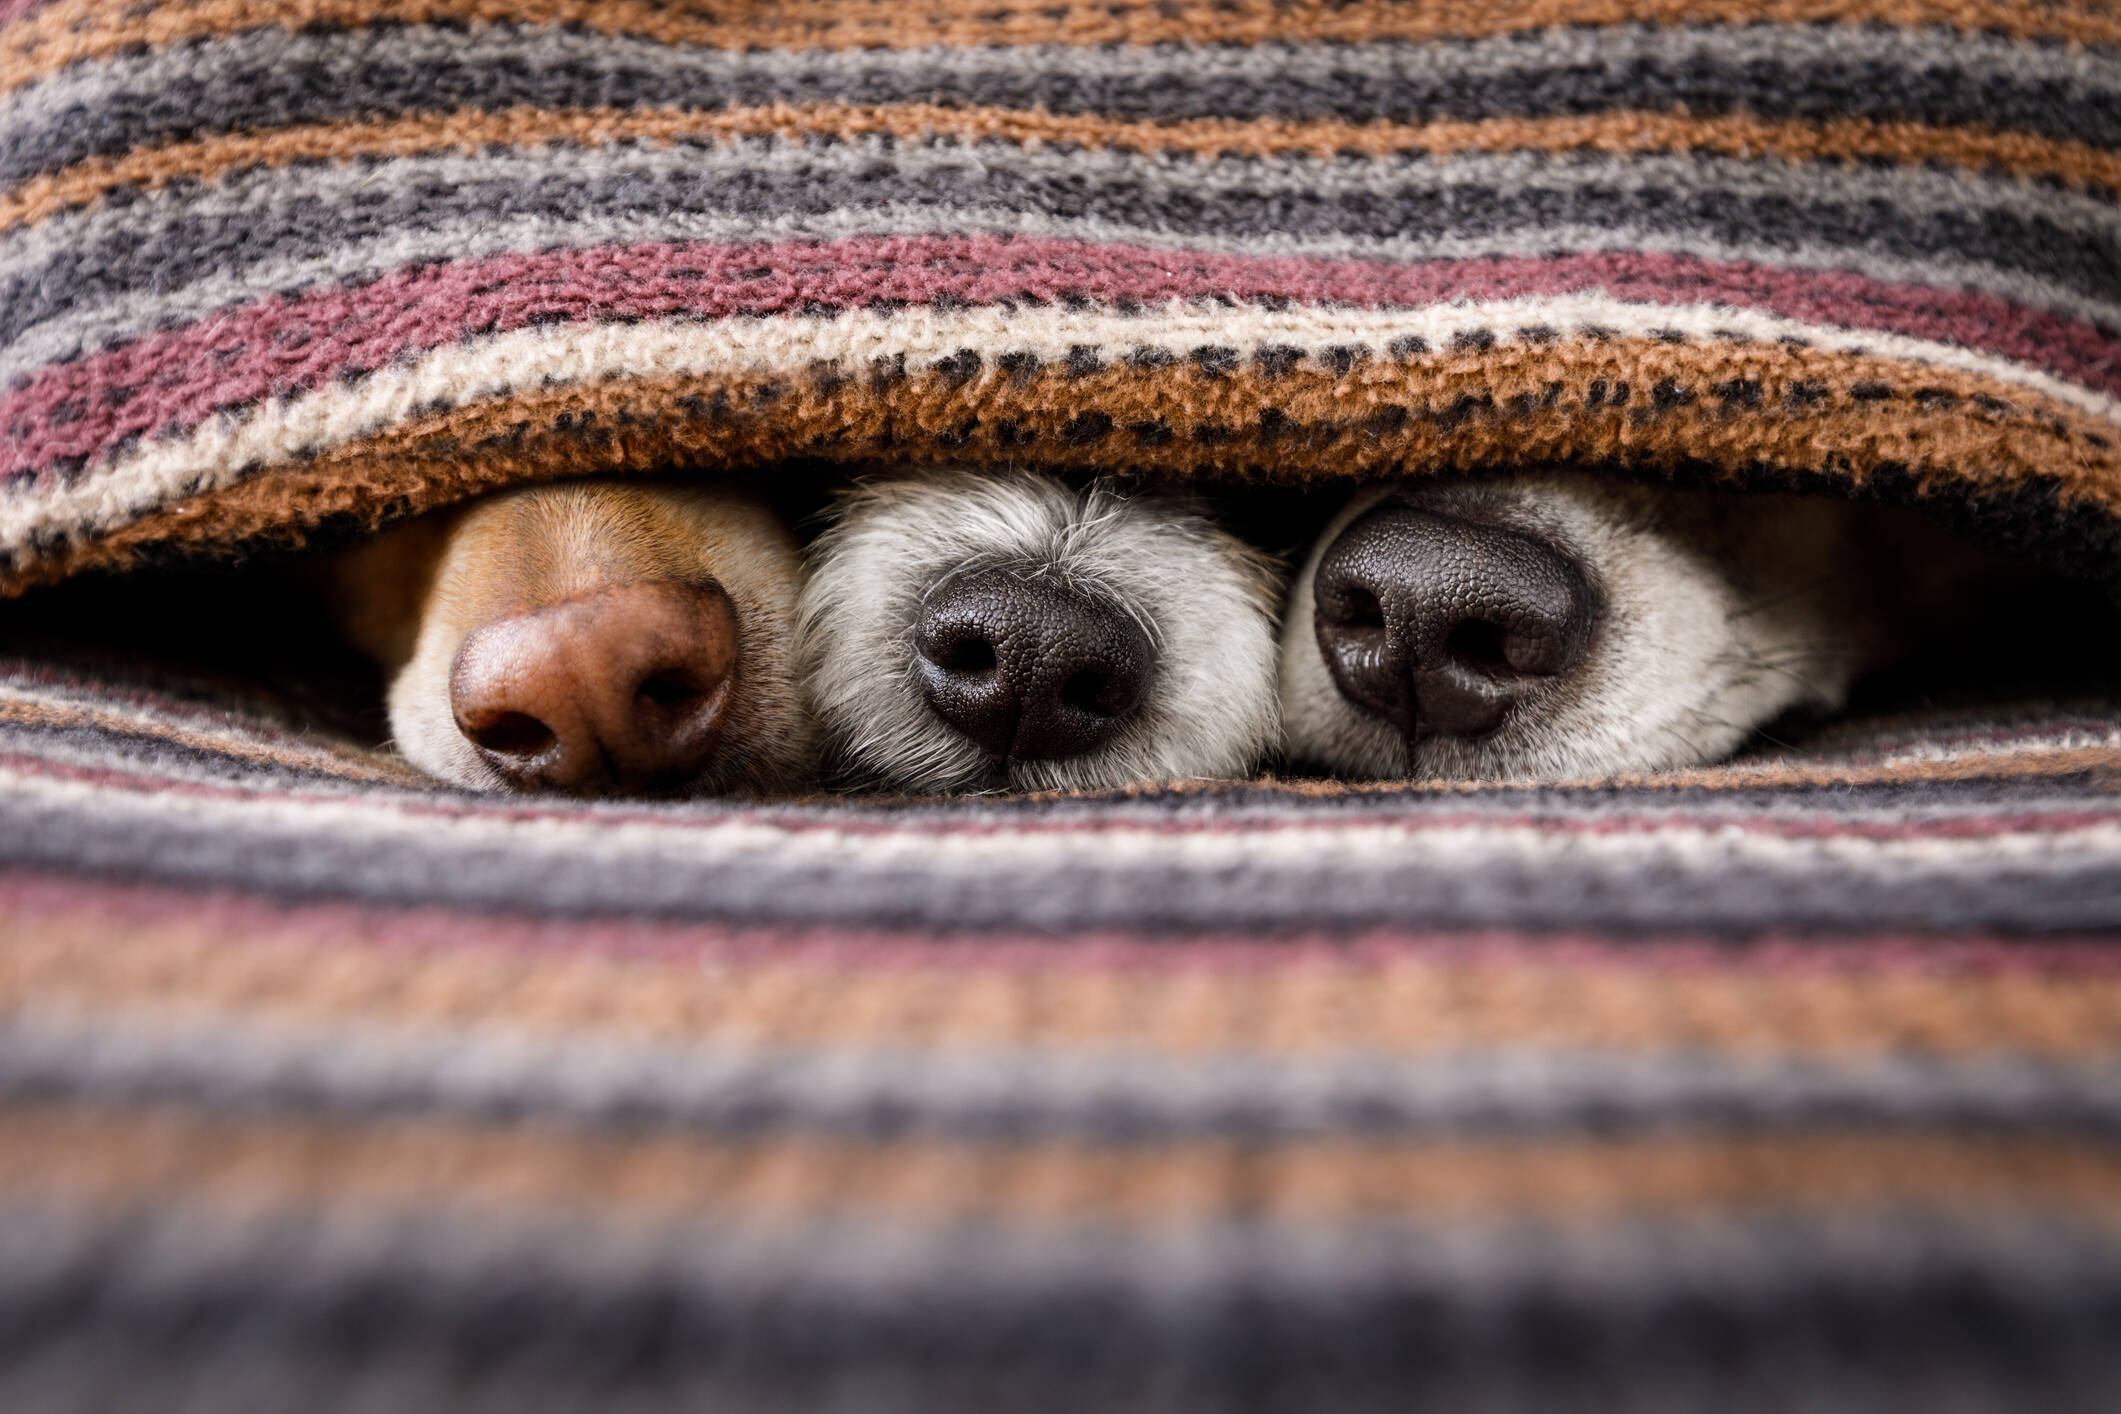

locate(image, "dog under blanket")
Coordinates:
4 1 2121 1408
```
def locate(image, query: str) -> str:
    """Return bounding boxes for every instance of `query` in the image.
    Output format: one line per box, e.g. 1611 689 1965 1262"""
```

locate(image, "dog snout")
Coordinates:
448 580 739 794
1312 505 1595 741
914 566 1153 763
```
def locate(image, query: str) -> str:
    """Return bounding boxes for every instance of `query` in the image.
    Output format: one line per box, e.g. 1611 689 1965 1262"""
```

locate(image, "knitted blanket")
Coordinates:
4 2 2121 1408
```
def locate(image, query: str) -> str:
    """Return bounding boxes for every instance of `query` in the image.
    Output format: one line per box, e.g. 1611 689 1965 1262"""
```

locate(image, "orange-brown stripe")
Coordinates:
3 1103 2117 1222
10 104 2120 233
7 335 2115 596
8 908 2120 1056
8 0 2117 94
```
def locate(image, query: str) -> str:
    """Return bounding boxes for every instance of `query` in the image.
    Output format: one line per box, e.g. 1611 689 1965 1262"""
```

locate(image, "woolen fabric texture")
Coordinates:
3 2 2121 1408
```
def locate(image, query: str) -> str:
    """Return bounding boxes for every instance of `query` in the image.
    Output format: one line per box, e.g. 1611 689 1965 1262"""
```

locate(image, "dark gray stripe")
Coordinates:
5 22 2120 185
5 1010 2116 1140
2 777 2118 936
0 1200 2113 1411
5 140 2116 365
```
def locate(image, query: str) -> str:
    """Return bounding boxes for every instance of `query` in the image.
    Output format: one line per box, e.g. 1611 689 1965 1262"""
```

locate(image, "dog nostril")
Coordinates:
1445 618 1511 673
924 634 998 675
1330 586 1388 632
1061 666 1139 719
464 710 556 759
1312 503 1596 743
635 669 708 713
915 566 1155 764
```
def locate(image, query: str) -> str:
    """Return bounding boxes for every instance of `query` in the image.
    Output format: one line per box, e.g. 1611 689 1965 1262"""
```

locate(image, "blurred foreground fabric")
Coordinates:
3 663 2120 1408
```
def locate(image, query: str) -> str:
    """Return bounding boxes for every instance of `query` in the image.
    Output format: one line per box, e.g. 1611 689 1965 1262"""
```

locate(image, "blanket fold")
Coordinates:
4 1 2121 588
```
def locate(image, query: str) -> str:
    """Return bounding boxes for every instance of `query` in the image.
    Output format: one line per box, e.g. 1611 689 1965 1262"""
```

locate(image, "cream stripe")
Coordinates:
0 756 2113 881
6 295 2115 562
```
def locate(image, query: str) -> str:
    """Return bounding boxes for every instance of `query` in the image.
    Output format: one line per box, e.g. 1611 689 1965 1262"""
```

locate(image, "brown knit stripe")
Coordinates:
4 1104 2118 1221
8 910 2119 1057
0 695 417 784
7 1 2115 92
6 334 2114 596
10 104 2120 233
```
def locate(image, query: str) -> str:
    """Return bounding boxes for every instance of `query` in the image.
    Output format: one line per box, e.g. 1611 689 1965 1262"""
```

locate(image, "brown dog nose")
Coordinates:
1312 503 1596 741
449 581 739 794
914 566 1153 763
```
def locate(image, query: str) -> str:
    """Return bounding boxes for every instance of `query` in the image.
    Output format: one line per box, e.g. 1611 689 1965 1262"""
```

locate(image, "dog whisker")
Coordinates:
1724 574 1840 623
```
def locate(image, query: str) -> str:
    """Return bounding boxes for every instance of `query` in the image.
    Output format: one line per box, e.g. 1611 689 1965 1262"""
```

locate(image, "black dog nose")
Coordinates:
1312 503 1596 741
914 566 1154 762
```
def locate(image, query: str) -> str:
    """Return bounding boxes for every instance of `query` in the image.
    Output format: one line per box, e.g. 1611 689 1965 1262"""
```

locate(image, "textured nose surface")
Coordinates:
449 580 739 794
1312 504 1594 741
915 566 1153 763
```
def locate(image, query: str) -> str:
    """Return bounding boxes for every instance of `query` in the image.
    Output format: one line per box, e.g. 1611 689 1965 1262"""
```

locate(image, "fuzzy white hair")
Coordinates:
1280 473 1882 781
800 468 1283 794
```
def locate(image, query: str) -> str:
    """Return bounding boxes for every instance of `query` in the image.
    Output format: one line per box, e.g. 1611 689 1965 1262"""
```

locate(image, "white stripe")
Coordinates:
0 756 2113 877
5 294 2115 562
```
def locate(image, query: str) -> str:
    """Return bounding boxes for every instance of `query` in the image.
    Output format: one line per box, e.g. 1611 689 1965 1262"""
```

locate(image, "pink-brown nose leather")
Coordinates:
449 581 739 794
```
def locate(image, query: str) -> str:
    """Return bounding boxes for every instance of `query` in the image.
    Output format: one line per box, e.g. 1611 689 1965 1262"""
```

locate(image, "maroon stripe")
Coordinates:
7 868 2120 975
5 236 2117 477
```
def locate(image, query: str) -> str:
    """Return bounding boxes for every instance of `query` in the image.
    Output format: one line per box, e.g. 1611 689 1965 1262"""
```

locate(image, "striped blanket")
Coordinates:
4 2 2121 1408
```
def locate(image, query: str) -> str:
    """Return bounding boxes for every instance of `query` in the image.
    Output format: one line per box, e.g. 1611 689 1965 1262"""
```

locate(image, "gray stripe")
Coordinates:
0 1200 2112 1409
4 141 2115 381
0 721 384 789
4 714 2114 827
4 22 2120 185
0 1200 2110 1311
4 1008 2115 1138
2 776 2118 934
